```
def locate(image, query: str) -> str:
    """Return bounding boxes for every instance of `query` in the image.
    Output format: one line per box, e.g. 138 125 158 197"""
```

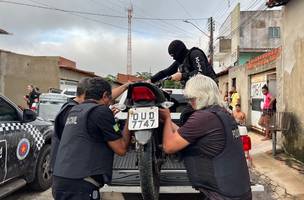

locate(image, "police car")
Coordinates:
0 94 53 198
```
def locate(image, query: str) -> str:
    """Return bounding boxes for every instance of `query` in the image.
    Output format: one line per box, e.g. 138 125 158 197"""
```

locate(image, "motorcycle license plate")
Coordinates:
128 107 159 130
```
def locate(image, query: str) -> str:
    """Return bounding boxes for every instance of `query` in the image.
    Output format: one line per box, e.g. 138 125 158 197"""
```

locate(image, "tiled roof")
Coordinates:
59 65 99 77
116 73 143 84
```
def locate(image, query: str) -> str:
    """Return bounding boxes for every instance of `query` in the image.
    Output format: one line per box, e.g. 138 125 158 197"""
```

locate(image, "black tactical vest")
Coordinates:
180 47 217 82
182 106 251 198
50 100 78 171
53 102 115 183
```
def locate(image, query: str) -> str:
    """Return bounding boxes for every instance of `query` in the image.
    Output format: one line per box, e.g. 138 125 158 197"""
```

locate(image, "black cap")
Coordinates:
168 40 187 62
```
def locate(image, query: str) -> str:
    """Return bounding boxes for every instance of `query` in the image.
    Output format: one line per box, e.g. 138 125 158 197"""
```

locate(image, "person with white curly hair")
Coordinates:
159 75 252 200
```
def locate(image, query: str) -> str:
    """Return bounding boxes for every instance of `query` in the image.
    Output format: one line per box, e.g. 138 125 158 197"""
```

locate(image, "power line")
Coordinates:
213 0 233 20
24 0 190 38
105 0 126 10
214 0 238 23
246 0 262 10
135 16 208 21
114 1 195 38
85 0 183 37
25 0 127 29
175 0 206 33
0 0 208 21
89 0 124 15
221 4 268 39
217 0 265 37
131 2 198 38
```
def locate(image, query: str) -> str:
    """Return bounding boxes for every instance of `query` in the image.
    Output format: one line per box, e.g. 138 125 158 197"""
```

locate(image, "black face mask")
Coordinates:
168 40 188 63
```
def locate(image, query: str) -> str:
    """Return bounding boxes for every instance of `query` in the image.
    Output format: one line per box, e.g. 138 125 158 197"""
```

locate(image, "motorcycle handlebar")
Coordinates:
163 76 172 81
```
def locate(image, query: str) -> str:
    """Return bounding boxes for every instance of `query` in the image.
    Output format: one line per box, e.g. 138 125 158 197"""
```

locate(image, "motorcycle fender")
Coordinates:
134 130 152 145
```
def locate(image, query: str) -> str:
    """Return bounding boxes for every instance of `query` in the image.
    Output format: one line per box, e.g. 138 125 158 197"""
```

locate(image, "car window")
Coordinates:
0 98 19 122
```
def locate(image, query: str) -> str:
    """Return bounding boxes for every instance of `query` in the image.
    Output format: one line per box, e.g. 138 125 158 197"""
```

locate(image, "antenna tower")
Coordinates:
127 4 133 75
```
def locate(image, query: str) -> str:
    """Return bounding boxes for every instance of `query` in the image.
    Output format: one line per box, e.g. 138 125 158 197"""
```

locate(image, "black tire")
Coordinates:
138 139 160 200
30 144 52 191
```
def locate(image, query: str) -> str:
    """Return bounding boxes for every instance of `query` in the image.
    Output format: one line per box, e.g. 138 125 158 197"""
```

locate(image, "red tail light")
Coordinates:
240 135 251 151
132 86 156 102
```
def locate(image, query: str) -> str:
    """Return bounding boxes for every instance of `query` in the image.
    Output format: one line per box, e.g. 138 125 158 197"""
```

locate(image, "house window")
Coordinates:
269 27 280 38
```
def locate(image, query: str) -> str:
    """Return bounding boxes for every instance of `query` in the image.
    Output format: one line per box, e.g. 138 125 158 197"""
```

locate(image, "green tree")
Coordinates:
136 72 152 80
163 80 183 89
105 74 117 83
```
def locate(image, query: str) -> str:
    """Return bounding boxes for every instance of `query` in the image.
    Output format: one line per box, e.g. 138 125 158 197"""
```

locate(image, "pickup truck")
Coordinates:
103 88 253 195
103 89 199 194
0 94 53 198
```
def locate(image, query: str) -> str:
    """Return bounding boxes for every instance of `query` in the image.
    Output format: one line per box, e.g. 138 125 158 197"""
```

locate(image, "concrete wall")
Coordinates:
217 74 229 99
215 9 281 68
279 0 304 162
230 3 241 65
59 68 90 82
240 10 282 49
217 54 233 69
228 65 250 123
0 51 60 107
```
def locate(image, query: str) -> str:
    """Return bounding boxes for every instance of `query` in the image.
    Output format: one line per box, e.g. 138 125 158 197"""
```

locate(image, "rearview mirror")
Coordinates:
23 109 37 123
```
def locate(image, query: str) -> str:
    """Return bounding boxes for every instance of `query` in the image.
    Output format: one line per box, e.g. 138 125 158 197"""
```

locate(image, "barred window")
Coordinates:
269 27 280 38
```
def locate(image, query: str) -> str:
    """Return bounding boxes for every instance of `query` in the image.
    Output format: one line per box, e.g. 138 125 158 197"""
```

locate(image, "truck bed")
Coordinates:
111 150 191 186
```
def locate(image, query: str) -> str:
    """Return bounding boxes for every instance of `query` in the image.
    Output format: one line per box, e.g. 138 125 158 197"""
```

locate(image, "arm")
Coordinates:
243 113 246 124
108 123 131 156
150 61 179 83
181 50 208 81
269 96 276 108
92 107 131 156
160 109 190 154
112 83 129 100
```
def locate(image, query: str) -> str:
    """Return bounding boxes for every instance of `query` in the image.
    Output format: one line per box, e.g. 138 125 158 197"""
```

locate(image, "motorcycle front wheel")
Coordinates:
137 138 160 200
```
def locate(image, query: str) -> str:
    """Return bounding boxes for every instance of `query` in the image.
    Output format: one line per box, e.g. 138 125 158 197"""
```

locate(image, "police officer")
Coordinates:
148 40 217 86
159 75 252 200
52 77 131 200
51 78 130 172
50 77 90 172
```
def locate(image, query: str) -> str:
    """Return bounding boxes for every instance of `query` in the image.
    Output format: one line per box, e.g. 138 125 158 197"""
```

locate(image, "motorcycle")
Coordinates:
122 82 174 200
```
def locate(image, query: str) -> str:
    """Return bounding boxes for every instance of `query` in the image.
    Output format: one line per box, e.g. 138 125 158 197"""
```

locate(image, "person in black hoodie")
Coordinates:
148 40 217 86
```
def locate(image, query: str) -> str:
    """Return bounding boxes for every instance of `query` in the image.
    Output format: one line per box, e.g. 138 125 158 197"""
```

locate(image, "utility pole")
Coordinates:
127 4 133 75
208 17 215 67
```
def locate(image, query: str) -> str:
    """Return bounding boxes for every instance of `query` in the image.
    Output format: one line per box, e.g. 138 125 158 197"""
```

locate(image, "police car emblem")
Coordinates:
16 138 30 160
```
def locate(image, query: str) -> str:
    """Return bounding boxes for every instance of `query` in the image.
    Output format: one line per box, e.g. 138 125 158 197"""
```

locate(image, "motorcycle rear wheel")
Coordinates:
137 139 160 200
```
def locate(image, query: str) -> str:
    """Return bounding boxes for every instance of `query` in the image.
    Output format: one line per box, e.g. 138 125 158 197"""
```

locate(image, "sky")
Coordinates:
0 0 263 76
